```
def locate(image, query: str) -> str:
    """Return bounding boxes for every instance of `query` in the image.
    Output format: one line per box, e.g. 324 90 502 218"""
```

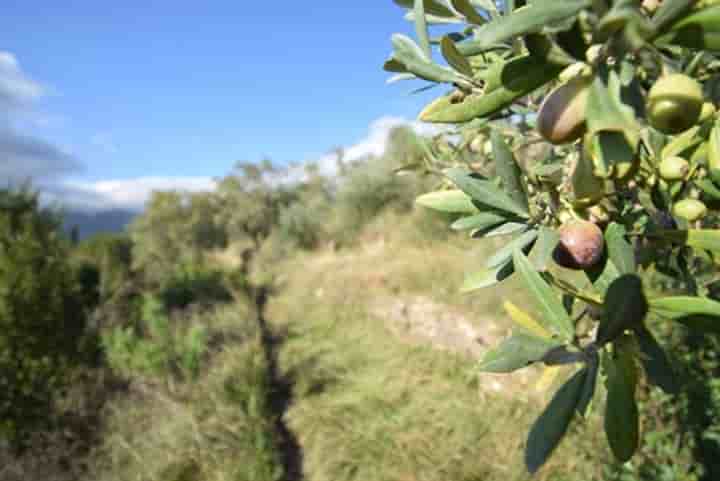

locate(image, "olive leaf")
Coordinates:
577 351 599 417
440 36 473 76
503 301 553 339
450 211 509 231
651 229 720 253
450 0 487 25
605 222 635 275
414 0 432 60
491 130 528 210
444 167 530 217
655 5 720 52
649 295 720 333
461 258 516 291
477 221 527 238
525 367 587 474
513 248 575 341
415 189 480 213
389 34 463 84
595 274 648 346
485 229 538 269
650 0 697 36
586 227 623 295
393 0 456 18
586 67 638 134
660 125 702 159
419 55 562 123
533 226 560 272
603 340 639 463
695 178 720 201
478 330 561 373
636 326 679 394
456 0 592 56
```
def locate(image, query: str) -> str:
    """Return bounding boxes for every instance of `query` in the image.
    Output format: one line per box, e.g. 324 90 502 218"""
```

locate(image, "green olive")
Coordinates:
673 198 708 221
647 74 704 134
659 156 690 181
537 76 591 145
699 102 717 124
553 220 605 270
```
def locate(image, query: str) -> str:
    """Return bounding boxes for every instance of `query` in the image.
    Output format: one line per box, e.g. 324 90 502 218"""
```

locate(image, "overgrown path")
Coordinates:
254 285 304 481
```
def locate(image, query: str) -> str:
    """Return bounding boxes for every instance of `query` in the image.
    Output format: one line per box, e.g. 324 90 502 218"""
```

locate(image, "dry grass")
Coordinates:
88 303 285 481
265 214 614 481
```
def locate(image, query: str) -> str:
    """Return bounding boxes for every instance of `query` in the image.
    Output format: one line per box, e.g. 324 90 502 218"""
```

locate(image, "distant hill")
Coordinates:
62 208 138 239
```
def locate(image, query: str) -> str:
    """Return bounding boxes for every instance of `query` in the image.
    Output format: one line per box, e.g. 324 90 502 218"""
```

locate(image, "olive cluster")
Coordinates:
530 70 716 270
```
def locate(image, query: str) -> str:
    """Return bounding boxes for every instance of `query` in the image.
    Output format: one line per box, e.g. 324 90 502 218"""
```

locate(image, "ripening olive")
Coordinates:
647 74 704 134
673 198 708 221
659 156 690 180
553 220 605 270
537 76 590 144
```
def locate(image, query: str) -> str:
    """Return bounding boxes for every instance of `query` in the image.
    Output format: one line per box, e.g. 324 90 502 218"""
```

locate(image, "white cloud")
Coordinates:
0 51 82 183
43 116 439 212
292 115 442 181
46 176 217 211
0 51 44 111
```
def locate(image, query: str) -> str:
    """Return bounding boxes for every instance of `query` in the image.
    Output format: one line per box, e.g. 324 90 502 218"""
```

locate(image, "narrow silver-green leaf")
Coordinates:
513 248 575 341
650 296 720 319
651 0 696 35
450 0 487 24
457 0 591 56
636 327 678 394
391 34 460 83
393 0 456 17
577 353 599 417
415 189 480 213
605 222 635 275
486 229 538 269
414 0 432 60
533 226 560 272
450 211 509 231
604 341 639 463
525 367 586 474
596 274 648 345
461 259 514 292
445 167 530 217
652 229 720 253
419 55 562 122
478 331 561 373
440 36 474 76
491 130 528 210
696 179 720 200
474 221 527 238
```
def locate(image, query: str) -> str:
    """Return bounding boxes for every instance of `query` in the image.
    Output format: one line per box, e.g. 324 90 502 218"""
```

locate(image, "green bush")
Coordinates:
0 188 87 446
159 264 233 311
102 294 209 380
73 233 133 302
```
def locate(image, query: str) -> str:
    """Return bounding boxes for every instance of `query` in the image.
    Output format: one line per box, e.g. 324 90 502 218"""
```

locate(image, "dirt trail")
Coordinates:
254 286 304 481
369 294 546 398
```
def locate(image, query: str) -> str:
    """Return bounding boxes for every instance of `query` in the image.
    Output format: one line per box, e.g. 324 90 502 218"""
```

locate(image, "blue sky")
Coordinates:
1 1 444 209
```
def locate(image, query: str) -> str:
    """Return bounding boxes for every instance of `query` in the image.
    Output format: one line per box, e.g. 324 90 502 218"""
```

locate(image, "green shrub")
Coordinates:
159 264 233 311
73 233 133 301
102 294 209 380
0 188 87 446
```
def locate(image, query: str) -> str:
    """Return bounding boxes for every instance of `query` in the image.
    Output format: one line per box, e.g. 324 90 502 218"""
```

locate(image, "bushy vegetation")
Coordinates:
0 188 89 447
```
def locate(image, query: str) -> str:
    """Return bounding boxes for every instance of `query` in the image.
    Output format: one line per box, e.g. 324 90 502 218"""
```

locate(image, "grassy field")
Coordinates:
87 300 286 481
265 214 616 481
